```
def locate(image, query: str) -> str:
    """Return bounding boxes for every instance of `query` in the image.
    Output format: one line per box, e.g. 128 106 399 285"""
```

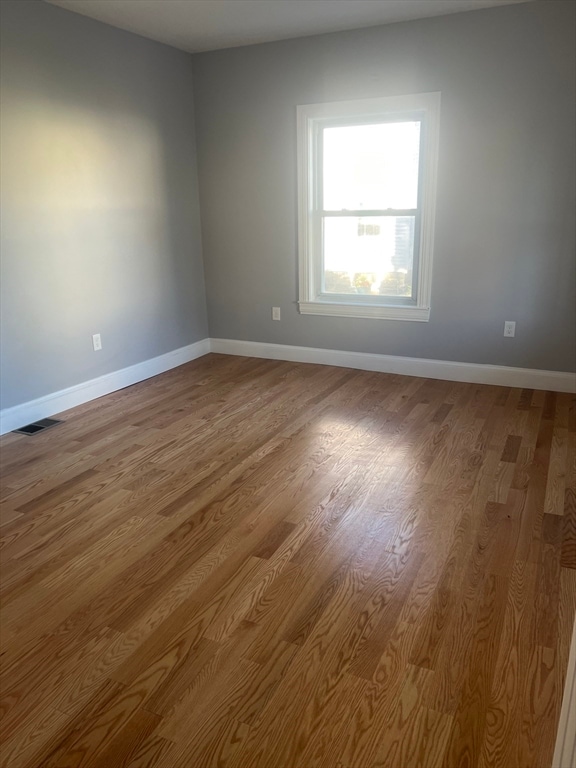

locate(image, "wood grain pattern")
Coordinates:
0 354 574 768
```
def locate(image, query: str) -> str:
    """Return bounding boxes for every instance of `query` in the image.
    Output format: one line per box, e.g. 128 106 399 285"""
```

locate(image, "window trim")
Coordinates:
297 92 441 321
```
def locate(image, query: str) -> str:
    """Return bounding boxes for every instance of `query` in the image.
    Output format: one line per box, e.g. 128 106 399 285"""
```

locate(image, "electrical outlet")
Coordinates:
272 307 281 321
503 321 516 338
92 333 102 351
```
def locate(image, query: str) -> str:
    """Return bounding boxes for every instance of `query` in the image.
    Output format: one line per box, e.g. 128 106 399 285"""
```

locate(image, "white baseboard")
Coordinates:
210 338 576 393
0 339 210 436
2 337 574 436
553 617 576 768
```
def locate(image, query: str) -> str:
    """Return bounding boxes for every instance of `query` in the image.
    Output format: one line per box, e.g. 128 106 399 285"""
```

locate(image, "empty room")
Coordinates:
1 0 575 766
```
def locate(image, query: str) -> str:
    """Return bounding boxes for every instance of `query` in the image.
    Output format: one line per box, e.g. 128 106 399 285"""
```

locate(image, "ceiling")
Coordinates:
45 0 535 54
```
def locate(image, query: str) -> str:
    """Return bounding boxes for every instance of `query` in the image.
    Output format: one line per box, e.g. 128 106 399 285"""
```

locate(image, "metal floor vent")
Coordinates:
12 418 63 436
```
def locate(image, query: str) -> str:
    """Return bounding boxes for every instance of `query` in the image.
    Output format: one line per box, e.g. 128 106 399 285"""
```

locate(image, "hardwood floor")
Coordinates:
0 353 574 768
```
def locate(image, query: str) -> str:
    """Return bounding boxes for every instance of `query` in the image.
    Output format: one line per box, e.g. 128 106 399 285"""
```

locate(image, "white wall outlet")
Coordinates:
92 333 102 351
272 307 281 321
503 321 516 338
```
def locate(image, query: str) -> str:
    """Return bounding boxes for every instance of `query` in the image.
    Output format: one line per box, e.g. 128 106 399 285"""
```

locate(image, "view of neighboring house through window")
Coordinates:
323 120 419 298
297 92 440 321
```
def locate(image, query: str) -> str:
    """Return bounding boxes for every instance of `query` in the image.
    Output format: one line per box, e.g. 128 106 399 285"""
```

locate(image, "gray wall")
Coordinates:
0 0 208 410
1 0 574 413
193 0 576 372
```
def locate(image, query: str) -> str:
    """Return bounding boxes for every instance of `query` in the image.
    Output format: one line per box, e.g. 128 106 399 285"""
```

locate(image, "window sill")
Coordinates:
298 301 430 321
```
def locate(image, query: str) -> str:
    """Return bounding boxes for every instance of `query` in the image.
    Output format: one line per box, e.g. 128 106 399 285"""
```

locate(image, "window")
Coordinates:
297 92 440 321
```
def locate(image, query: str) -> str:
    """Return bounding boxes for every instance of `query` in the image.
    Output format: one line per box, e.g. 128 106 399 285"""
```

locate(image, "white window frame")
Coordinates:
297 92 441 321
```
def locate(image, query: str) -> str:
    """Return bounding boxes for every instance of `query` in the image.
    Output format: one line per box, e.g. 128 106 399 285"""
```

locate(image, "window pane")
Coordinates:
323 216 415 298
323 121 420 211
